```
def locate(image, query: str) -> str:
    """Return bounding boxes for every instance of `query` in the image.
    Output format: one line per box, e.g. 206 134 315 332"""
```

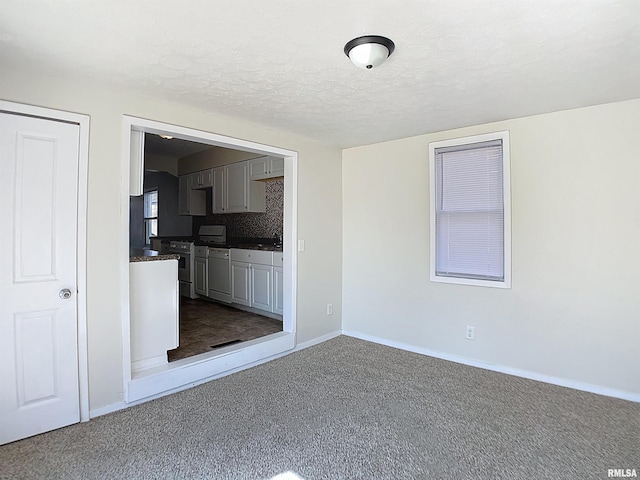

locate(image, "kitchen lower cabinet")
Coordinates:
194 256 207 296
129 259 179 373
230 261 250 306
230 248 280 314
250 263 273 312
273 266 284 315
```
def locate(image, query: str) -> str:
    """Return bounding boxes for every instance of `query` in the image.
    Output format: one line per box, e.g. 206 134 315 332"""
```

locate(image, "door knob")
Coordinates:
59 289 72 299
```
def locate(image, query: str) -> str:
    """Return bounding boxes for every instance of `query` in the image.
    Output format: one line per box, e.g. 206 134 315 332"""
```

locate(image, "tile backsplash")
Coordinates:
193 179 283 240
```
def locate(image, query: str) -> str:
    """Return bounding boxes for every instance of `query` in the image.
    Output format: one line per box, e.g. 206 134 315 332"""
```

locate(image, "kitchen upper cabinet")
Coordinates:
224 161 266 213
179 161 266 216
212 166 226 213
249 156 285 180
178 173 206 216
192 168 213 189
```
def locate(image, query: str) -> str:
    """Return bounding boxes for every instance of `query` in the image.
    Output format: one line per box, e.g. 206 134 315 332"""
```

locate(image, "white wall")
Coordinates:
342 99 640 397
1 68 343 410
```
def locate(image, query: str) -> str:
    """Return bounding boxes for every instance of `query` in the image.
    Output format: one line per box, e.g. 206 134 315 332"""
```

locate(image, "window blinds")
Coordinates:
434 139 504 281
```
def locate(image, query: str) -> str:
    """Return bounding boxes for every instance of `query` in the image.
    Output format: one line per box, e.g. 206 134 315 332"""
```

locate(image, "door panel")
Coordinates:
0 112 80 445
230 261 250 306
250 264 272 312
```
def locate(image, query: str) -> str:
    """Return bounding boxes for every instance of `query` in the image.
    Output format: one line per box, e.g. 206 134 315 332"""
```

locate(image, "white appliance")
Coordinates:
208 248 231 302
171 226 228 299
169 240 197 299
198 225 227 246
198 225 231 303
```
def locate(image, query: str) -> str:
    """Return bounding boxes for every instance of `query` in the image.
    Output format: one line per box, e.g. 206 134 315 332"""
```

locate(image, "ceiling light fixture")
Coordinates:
158 134 173 140
344 35 395 70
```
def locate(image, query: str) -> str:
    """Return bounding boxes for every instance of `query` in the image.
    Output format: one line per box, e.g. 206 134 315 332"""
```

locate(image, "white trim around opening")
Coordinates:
121 116 298 404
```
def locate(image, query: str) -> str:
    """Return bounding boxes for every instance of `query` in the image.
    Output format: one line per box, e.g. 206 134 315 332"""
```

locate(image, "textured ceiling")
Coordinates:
1 0 639 147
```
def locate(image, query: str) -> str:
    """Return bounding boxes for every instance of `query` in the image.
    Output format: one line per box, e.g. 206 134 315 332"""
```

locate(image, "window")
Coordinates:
429 131 511 288
143 189 158 245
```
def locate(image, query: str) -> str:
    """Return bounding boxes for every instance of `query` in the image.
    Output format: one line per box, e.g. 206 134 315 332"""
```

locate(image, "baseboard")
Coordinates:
343 330 640 403
89 401 128 418
90 328 343 419
295 329 342 350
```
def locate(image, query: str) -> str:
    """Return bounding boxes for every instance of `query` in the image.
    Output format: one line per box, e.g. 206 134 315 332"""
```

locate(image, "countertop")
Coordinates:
230 244 283 252
196 243 283 252
130 249 180 263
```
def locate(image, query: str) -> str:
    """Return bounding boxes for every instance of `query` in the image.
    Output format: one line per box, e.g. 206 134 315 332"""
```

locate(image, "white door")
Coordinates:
0 112 81 444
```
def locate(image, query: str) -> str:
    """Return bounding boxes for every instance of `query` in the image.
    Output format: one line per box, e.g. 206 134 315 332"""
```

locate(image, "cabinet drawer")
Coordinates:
230 248 273 265
272 252 284 267
194 246 208 257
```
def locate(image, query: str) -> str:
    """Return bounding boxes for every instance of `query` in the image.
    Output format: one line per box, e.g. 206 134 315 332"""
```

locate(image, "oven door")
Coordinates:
176 251 192 283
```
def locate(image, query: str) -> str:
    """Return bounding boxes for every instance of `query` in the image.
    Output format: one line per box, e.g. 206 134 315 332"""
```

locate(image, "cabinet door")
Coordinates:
250 263 273 312
178 174 191 215
273 266 284 315
212 166 225 213
230 261 250 306
194 257 207 296
249 156 284 180
194 169 213 188
225 162 249 212
269 156 285 178
204 168 214 187
249 156 269 181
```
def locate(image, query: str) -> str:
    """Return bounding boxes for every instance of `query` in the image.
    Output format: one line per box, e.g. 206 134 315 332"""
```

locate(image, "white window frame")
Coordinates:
429 131 512 289
143 189 158 246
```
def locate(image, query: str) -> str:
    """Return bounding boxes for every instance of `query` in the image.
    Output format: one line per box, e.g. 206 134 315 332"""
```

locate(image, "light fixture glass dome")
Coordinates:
344 35 395 69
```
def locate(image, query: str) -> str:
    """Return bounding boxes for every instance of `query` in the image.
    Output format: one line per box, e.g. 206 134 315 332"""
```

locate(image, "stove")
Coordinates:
168 226 227 299
198 225 227 247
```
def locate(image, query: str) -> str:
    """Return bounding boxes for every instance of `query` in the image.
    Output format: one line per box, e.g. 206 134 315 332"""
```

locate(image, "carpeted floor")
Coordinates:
1 336 638 479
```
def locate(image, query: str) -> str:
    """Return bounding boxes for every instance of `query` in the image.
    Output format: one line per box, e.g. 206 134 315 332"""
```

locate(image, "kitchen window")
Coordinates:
429 131 511 288
143 189 158 245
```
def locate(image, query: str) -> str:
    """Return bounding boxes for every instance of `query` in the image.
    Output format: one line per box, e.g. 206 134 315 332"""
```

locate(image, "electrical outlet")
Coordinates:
298 239 305 252
326 303 333 316
466 325 475 340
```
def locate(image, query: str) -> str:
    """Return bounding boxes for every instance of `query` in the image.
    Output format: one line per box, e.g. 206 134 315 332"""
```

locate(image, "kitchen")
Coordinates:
129 133 285 374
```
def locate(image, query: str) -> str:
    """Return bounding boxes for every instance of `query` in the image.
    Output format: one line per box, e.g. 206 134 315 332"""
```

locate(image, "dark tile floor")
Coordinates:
167 298 283 362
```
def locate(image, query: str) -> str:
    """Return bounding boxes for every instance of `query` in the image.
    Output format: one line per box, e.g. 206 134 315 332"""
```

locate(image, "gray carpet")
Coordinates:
1 336 638 479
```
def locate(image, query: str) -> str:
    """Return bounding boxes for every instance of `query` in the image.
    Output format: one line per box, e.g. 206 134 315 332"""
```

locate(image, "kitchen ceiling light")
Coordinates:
158 134 173 140
344 35 395 70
